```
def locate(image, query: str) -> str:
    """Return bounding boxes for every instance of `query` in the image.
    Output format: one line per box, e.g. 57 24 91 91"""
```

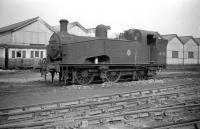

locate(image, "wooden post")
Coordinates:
4 46 8 69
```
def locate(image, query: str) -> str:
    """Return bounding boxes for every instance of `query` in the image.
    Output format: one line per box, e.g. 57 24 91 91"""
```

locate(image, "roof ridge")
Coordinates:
161 34 178 41
179 35 199 45
0 16 40 34
179 35 193 38
161 34 177 36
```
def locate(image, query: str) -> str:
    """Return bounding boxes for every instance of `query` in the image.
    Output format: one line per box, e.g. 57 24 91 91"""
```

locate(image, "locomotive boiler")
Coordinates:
46 19 167 85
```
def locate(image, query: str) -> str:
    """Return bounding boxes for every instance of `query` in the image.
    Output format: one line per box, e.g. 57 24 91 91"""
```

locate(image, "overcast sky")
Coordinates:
0 0 200 37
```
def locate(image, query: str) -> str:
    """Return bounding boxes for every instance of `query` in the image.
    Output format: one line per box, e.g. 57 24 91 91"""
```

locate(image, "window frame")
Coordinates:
22 50 26 58
188 51 194 59
31 51 34 58
172 51 178 58
35 51 39 58
40 51 44 58
11 50 15 58
16 50 22 58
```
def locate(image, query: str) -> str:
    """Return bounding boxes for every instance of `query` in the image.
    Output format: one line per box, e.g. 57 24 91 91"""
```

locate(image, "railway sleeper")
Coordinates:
1 93 199 124
87 109 103 116
1 104 200 129
1 91 198 117
0 83 197 115
83 97 99 103
0 86 199 125
86 110 200 128
131 91 142 97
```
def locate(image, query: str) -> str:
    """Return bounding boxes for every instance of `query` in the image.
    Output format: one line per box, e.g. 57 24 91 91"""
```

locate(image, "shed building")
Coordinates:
162 34 184 64
0 17 55 68
194 38 200 64
179 36 198 64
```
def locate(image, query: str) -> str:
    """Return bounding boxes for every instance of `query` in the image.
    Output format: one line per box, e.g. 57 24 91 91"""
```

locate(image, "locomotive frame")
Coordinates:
45 55 165 85
45 62 161 85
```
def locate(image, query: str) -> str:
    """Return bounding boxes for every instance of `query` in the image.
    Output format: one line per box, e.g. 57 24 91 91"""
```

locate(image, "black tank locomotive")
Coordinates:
46 19 167 85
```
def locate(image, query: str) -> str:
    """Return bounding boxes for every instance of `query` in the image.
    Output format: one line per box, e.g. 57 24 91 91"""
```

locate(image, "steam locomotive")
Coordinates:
45 19 167 85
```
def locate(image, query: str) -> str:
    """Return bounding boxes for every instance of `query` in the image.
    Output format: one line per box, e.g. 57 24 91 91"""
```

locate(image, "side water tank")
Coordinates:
95 24 108 38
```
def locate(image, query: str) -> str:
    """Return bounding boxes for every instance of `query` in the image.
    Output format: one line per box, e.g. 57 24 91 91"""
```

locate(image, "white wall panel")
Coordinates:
166 37 183 64
0 33 12 44
0 47 5 58
167 38 183 51
199 46 200 64
39 33 46 44
14 32 23 44
12 20 53 45
68 26 88 36
32 32 38 44
184 39 198 64
24 32 31 43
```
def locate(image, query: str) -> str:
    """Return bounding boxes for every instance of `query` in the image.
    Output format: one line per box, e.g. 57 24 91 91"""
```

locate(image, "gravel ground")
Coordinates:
0 70 200 109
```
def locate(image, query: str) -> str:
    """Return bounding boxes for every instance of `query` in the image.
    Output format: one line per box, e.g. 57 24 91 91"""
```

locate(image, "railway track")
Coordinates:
43 70 200 84
155 73 200 80
143 119 200 129
1 103 199 129
0 83 200 128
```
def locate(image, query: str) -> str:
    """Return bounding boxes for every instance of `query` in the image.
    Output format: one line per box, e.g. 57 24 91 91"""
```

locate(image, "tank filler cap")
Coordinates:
95 24 109 38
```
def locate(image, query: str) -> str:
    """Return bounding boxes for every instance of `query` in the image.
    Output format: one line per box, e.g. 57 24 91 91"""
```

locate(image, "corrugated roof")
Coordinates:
155 32 164 39
162 34 183 44
0 17 38 34
194 38 200 45
179 36 192 44
162 34 177 41
179 36 198 45
0 16 55 34
72 22 88 32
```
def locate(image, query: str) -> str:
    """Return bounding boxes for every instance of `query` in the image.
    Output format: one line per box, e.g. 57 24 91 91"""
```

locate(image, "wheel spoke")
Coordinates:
105 71 121 82
75 69 94 85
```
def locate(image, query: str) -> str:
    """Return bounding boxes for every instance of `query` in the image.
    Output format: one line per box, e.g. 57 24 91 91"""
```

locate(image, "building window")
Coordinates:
12 50 15 58
188 51 194 58
40 51 43 58
22 51 26 58
31 51 34 58
16 51 21 58
172 51 178 58
35 51 39 58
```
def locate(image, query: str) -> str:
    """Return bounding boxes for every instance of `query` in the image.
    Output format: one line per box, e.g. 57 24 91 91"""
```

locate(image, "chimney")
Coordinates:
59 19 68 32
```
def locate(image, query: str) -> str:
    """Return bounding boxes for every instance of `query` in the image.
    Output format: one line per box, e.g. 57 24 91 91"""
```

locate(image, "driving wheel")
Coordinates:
105 71 121 83
75 69 94 85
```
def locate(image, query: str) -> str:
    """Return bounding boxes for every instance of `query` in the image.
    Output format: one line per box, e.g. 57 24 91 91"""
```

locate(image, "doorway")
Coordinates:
147 35 156 63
